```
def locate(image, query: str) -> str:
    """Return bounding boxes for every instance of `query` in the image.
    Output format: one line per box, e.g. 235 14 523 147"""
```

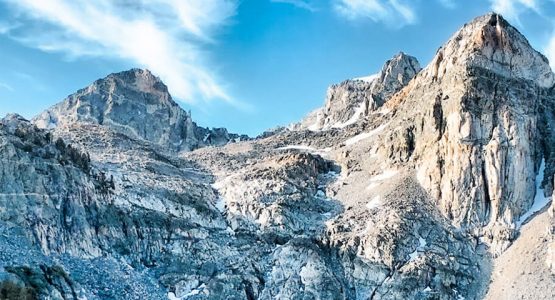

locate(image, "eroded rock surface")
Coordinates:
295 52 421 131
375 13 555 254
33 69 247 151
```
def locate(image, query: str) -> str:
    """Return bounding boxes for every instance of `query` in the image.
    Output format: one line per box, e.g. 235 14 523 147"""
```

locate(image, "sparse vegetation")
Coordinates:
93 171 115 195
54 138 91 173
0 280 37 300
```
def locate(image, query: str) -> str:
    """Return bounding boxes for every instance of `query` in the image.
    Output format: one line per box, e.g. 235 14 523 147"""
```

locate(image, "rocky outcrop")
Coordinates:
33 69 248 151
184 138 487 300
213 152 341 237
375 13 555 254
296 52 421 130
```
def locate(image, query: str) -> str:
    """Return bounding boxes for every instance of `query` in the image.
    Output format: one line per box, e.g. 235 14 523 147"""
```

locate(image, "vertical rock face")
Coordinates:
371 52 422 105
380 13 555 253
33 69 247 151
296 52 421 130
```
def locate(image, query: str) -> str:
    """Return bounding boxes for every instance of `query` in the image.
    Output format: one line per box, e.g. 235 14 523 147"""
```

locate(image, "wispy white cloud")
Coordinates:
0 0 242 106
271 0 317 11
0 21 20 34
0 82 14 92
333 0 416 27
437 0 456 9
490 0 539 25
545 31 555 70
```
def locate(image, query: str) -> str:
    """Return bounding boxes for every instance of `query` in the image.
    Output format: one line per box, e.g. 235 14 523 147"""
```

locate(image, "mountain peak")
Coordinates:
378 52 420 91
426 13 554 88
86 68 172 105
32 69 246 151
294 52 420 130
103 68 168 95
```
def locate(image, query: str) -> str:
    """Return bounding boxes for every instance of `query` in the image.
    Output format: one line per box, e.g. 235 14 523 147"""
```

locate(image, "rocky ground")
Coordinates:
484 202 554 300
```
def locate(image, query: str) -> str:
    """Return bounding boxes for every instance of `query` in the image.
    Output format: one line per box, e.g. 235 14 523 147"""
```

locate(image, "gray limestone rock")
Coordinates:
295 52 421 131
33 69 247 152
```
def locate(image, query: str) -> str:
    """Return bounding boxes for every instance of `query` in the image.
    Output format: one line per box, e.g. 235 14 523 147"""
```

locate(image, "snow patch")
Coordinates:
276 145 331 156
366 196 382 210
517 159 552 227
368 169 398 183
344 123 388 146
353 73 379 83
453 289 465 300
172 139 183 147
168 284 209 299
408 237 427 262
215 197 226 213
332 101 367 129
277 145 316 151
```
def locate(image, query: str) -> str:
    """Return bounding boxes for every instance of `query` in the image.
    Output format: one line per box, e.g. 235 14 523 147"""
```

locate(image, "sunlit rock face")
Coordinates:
378 13 555 254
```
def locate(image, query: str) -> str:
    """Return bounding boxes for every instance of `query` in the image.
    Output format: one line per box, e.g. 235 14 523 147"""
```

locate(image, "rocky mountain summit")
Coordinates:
1 13 554 300
294 52 421 131
33 69 248 151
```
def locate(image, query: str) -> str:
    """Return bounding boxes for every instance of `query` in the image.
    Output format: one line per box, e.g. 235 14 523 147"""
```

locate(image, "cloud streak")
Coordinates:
489 0 539 25
271 0 317 11
0 0 239 105
546 31 555 70
437 0 456 9
333 0 416 27
0 82 14 92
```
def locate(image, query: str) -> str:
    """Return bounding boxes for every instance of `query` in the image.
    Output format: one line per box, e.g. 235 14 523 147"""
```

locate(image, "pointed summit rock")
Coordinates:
427 13 554 87
33 69 247 151
372 52 421 104
296 52 420 130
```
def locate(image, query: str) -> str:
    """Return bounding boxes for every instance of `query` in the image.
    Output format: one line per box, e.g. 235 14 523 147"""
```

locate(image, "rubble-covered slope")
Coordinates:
484 198 554 299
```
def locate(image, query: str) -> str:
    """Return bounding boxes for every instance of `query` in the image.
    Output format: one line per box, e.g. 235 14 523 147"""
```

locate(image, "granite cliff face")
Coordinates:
380 13 555 254
33 69 247 152
0 13 553 300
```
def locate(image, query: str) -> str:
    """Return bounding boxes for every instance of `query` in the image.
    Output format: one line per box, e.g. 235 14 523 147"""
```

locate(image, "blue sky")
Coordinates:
1 0 554 136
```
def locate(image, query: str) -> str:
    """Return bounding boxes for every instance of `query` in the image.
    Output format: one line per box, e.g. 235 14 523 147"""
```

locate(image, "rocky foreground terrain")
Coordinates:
0 13 553 300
